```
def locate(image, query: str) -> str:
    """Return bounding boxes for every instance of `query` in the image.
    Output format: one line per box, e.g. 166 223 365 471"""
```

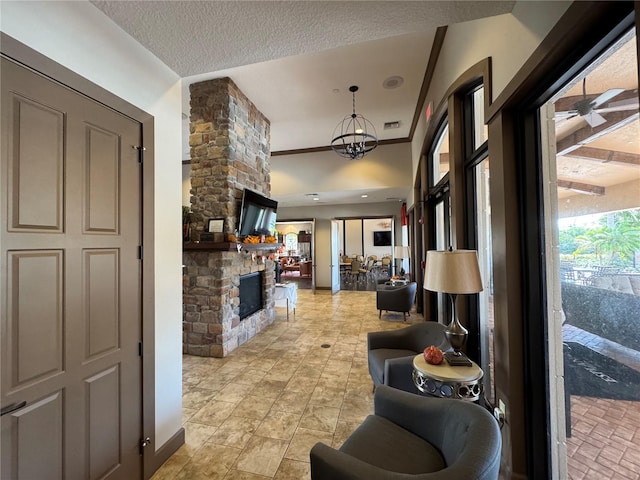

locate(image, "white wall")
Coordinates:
409 1 572 208
0 1 183 451
270 142 413 201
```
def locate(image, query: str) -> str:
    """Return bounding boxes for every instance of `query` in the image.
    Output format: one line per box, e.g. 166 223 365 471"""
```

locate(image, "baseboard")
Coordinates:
145 427 185 479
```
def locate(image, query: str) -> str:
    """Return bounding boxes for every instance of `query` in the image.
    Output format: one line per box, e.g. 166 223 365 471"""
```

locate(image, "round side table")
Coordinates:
412 354 483 402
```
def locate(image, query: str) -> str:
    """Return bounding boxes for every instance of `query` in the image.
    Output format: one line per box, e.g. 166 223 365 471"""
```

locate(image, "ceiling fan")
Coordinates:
554 78 637 127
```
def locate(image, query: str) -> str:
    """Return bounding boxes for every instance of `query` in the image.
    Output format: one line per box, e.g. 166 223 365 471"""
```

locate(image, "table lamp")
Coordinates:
394 246 411 277
424 248 483 366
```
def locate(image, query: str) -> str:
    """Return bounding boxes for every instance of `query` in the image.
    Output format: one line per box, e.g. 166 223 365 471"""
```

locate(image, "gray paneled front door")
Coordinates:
1 57 143 479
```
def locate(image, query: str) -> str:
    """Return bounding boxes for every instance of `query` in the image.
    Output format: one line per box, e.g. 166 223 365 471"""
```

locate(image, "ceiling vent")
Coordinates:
384 121 400 130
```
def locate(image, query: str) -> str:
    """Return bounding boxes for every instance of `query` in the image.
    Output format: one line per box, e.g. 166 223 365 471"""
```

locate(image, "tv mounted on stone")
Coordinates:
238 189 278 237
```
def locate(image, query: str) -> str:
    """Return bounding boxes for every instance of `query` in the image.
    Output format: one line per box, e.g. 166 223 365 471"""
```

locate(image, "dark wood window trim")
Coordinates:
418 57 492 347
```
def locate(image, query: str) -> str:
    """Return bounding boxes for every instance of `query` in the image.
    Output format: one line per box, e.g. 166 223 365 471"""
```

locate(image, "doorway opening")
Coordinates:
542 28 640 478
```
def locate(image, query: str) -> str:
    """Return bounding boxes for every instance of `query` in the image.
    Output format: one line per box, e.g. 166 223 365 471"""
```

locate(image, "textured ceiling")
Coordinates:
91 1 515 77
89 1 516 206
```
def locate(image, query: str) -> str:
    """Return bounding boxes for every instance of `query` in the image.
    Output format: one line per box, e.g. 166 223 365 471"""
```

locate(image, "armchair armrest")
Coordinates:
367 324 419 351
311 442 411 480
384 356 421 393
311 438 490 480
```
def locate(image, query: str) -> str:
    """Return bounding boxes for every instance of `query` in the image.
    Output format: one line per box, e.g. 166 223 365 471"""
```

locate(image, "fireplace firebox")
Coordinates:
239 271 263 320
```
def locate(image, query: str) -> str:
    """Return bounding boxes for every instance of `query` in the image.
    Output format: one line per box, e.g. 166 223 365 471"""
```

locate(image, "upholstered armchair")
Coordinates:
376 281 417 320
310 385 502 480
368 322 448 393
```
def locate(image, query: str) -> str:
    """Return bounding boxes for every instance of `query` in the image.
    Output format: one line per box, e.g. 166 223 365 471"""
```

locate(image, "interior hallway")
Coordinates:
152 289 418 480
152 289 640 479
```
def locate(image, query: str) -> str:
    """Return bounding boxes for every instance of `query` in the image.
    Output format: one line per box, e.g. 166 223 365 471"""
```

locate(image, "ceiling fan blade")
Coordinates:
594 102 639 114
555 110 578 118
606 97 639 109
590 88 624 108
584 111 606 127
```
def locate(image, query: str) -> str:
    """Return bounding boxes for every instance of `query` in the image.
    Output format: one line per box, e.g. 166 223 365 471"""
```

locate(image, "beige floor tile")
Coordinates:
284 428 333 463
299 404 341 433
235 436 290 477
182 407 198 425
284 375 319 393
176 443 242 480
309 386 345 408
271 390 311 414
208 415 263 448
273 459 311 480
232 394 277 420
183 388 217 410
190 400 237 427
182 421 218 457
255 410 303 440
213 382 254 403
149 452 190 480
223 470 271 479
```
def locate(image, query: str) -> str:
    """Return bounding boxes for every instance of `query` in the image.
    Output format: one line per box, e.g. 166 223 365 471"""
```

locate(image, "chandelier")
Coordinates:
331 85 378 160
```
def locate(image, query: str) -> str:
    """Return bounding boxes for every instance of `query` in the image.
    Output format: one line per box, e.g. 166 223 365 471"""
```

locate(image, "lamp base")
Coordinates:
445 351 472 367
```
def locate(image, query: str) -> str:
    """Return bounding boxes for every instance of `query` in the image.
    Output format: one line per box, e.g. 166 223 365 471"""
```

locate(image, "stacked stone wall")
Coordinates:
183 77 274 357
188 77 270 239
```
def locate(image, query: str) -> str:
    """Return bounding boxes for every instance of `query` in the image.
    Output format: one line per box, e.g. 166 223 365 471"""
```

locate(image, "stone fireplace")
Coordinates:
182 77 277 357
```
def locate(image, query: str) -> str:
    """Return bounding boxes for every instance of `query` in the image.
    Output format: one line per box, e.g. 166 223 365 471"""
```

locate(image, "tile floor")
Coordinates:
152 289 418 480
152 290 640 480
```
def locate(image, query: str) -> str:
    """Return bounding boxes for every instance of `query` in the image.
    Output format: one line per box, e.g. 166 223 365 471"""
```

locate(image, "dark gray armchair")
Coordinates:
377 281 417 320
368 322 448 393
310 385 501 480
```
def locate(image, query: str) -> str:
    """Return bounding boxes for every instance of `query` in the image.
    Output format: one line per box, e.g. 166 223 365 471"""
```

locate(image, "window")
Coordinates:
463 84 494 404
284 233 298 253
430 122 450 186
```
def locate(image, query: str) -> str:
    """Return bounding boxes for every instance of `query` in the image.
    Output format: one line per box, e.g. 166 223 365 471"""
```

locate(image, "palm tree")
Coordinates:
573 210 640 265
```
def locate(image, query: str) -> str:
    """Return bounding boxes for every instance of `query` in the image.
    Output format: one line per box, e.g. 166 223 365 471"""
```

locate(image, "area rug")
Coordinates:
563 342 640 402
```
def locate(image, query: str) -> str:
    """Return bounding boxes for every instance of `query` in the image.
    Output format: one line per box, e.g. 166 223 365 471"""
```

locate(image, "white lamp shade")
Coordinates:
424 250 483 294
394 246 410 258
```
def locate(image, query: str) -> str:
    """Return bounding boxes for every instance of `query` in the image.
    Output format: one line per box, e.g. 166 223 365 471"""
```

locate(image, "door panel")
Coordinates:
8 250 64 387
1 57 142 479
86 366 120 480
12 392 64 480
85 249 120 359
8 94 64 232
85 124 120 233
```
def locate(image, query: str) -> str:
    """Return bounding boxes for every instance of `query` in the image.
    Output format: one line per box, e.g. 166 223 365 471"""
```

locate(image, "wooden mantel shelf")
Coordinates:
183 241 281 252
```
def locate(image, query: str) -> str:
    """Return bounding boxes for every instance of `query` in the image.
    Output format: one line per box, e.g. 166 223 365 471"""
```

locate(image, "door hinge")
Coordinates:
140 436 151 456
133 145 145 163
138 245 143 260
138 342 143 357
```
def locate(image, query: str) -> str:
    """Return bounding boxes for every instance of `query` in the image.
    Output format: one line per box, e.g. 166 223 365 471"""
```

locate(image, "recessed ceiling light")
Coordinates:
382 76 404 89
313 197 320 201
361 194 368 198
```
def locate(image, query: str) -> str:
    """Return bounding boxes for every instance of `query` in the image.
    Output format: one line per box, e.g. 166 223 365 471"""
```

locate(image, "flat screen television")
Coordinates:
238 189 278 237
373 230 392 246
